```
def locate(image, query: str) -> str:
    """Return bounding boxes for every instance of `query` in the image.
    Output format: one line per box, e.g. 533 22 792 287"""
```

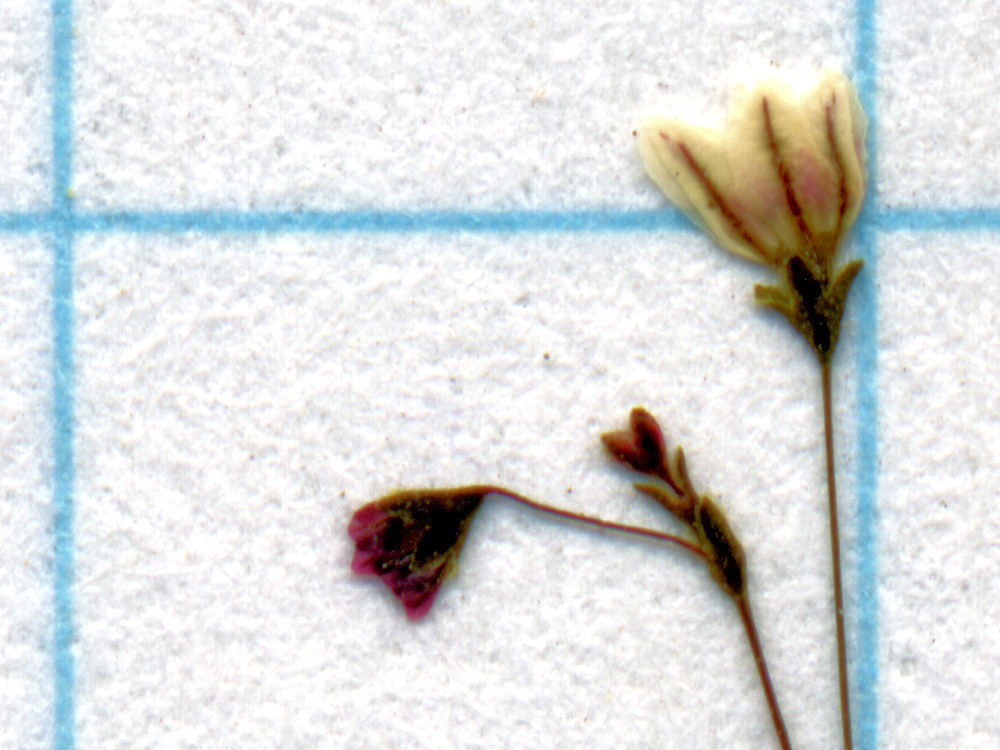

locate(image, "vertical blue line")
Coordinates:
51 2 75 749
854 1 879 749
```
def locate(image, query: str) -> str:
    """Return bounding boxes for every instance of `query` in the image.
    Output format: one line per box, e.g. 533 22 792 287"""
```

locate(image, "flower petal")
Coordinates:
722 87 807 261
639 116 779 265
822 70 868 241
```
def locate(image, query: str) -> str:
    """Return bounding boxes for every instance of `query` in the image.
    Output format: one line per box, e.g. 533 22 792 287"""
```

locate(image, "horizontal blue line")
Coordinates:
874 207 1000 232
0 213 52 232
3 207 1000 235
73 209 695 233
1 209 693 234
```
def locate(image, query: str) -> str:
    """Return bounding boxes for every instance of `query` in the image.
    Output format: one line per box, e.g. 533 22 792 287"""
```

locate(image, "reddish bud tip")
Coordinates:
601 407 668 474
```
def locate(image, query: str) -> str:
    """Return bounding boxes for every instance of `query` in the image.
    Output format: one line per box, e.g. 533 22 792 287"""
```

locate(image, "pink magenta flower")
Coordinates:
349 488 486 620
637 69 866 273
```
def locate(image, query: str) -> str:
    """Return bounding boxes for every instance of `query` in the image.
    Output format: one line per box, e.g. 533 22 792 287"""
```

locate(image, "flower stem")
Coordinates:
475 484 707 559
821 361 853 750
479 483 794 749
735 594 793 750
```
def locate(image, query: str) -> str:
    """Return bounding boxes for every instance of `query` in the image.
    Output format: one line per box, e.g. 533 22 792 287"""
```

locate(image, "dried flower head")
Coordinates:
637 68 868 362
638 68 866 272
349 488 486 620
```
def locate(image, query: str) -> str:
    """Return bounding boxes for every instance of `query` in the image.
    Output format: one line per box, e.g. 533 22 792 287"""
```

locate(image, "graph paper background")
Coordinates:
1 1 999 748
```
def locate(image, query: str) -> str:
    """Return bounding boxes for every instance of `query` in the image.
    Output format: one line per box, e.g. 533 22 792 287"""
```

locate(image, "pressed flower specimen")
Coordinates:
637 68 867 750
350 409 793 750
349 488 485 620
346 65 868 750
602 408 792 748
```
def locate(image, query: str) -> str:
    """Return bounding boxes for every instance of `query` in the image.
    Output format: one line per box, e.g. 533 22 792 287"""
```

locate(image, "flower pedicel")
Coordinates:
637 68 867 750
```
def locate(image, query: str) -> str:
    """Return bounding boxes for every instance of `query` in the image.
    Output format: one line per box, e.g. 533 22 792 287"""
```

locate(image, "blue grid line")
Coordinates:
71 208 694 234
51 1 76 750
853 0 879 747
875 207 1000 232
0 208 693 234
853 226 880 750
0 212 53 232
5 207 1000 236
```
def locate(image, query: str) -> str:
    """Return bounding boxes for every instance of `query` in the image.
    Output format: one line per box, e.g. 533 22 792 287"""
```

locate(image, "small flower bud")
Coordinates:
601 406 668 474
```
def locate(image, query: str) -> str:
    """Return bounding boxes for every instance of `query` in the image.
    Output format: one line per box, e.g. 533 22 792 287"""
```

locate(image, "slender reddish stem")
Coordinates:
822 362 853 750
477 483 793 748
736 595 793 750
466 484 706 559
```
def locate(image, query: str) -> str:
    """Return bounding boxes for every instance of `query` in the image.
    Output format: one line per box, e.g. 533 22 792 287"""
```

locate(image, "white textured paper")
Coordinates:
0 238 53 750
3 1 1000 749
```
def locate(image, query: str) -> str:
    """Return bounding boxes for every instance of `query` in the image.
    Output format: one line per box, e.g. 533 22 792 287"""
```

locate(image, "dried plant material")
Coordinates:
601 406 669 476
602 408 789 749
349 489 486 620
349 482 704 620
602 408 746 598
350 409 793 749
638 69 866 270
339 69 882 750
638 70 870 750
638 69 867 363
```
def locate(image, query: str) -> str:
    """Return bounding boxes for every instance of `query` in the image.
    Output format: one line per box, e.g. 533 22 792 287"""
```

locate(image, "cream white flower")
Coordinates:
638 69 866 273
